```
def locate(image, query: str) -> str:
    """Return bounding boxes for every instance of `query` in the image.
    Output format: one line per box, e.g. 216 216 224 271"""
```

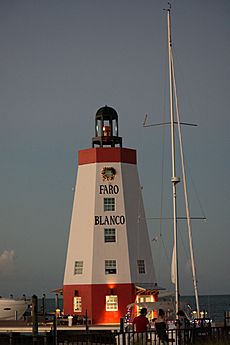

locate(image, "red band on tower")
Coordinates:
78 147 136 165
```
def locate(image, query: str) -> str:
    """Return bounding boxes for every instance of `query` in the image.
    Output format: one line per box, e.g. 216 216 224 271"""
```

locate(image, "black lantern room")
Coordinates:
92 106 122 147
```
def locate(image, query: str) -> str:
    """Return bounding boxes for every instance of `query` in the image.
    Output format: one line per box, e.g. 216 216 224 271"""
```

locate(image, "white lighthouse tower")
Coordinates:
63 106 158 324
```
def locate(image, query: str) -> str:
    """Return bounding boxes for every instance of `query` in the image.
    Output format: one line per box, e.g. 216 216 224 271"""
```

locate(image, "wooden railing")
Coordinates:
0 326 230 344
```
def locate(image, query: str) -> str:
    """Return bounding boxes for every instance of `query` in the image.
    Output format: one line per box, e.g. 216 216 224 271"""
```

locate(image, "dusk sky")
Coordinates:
0 0 229 298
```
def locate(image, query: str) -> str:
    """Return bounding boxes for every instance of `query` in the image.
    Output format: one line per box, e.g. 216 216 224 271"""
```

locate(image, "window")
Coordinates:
106 295 118 311
104 228 116 242
137 260 146 274
105 260 117 274
145 296 153 302
104 198 115 211
74 261 83 275
73 296 82 312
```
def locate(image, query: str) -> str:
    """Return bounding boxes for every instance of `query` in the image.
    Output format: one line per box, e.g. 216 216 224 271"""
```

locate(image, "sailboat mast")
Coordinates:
166 6 200 317
171 42 201 318
167 6 180 317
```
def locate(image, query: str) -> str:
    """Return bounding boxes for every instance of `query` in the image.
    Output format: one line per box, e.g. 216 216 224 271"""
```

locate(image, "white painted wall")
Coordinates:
64 159 156 287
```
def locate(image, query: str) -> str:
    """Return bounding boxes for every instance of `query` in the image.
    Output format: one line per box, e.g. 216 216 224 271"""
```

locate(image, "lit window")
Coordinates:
145 296 153 302
74 261 83 275
73 296 82 312
105 260 117 274
104 228 116 242
137 260 145 274
106 295 118 311
104 198 115 211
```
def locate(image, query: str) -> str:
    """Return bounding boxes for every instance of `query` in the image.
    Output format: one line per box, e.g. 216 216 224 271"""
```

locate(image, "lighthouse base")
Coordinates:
63 283 136 324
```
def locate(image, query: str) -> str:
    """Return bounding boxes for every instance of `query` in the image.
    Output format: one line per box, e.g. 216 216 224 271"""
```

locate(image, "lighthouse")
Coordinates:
63 106 158 324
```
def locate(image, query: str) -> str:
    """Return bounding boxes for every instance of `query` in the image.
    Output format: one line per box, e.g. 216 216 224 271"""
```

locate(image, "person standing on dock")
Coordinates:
155 309 169 344
132 308 150 345
132 307 150 332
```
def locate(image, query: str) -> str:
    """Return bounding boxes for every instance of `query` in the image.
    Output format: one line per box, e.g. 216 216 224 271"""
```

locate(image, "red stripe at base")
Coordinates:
63 283 136 324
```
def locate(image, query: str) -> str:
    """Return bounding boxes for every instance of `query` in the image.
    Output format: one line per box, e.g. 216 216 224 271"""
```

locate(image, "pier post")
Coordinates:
55 293 59 309
53 315 57 345
85 309 89 332
120 318 126 345
120 317 124 333
32 294 38 343
42 293 46 316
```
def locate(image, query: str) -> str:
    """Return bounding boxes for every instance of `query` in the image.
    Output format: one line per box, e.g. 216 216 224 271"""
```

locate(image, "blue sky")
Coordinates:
0 0 229 298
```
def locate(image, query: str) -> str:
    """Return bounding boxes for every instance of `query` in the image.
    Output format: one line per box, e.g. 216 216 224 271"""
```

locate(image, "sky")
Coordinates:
0 0 229 299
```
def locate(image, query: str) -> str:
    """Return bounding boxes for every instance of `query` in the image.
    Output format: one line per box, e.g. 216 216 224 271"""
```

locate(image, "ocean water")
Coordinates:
38 295 230 323
181 295 230 322
37 297 63 314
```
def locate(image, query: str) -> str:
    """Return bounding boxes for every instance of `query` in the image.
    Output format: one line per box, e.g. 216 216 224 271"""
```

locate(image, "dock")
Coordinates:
0 320 120 333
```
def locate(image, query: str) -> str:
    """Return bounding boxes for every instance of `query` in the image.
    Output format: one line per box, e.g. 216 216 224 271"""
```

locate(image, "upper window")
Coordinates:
104 198 115 211
105 260 117 274
74 261 83 275
104 228 116 243
137 259 146 274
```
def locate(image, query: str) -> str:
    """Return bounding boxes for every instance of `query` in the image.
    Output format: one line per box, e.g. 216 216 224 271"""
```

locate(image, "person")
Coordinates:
132 308 150 345
177 310 191 344
177 310 190 329
155 308 169 344
150 317 157 329
132 307 150 332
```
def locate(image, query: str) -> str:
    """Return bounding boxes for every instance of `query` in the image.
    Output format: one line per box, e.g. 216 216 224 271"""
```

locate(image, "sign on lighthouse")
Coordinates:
63 106 158 324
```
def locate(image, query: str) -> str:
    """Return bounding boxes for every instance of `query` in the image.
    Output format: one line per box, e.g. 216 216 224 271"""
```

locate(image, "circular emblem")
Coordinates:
101 167 116 181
